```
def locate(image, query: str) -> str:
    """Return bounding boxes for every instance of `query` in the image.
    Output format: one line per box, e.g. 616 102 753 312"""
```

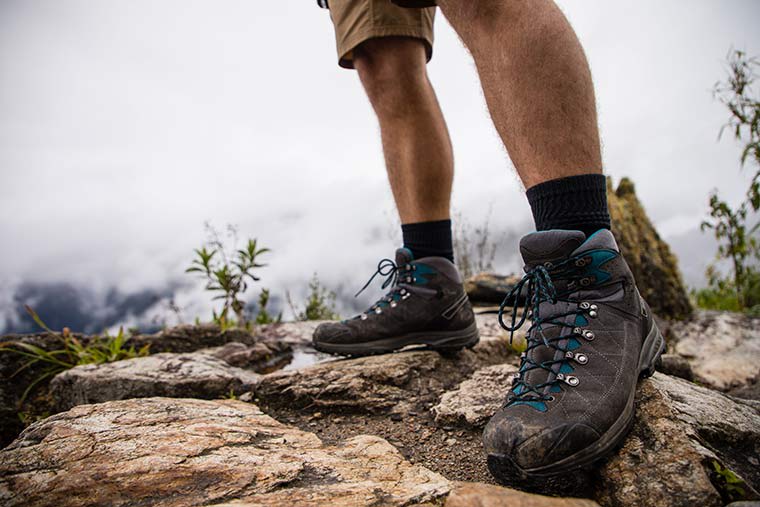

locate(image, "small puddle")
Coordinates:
282 347 335 371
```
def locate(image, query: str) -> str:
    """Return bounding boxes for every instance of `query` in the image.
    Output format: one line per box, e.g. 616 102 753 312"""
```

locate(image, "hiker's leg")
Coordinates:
436 0 602 190
354 37 453 225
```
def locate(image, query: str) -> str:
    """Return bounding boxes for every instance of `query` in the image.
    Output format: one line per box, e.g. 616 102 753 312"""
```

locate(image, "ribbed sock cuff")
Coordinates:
402 219 454 262
526 174 611 237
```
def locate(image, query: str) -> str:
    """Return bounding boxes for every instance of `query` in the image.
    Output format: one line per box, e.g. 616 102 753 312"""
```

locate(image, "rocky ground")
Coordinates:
1 308 759 507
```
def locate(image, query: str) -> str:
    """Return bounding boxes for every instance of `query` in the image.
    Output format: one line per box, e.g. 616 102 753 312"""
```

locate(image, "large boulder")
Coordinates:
0 398 450 507
607 177 693 320
667 310 760 392
49 353 260 411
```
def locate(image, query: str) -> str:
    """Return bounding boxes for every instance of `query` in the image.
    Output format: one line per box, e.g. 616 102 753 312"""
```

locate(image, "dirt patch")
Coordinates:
265 406 496 484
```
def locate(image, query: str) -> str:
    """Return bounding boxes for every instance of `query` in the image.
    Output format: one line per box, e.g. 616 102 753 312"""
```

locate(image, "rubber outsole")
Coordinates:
312 321 480 358
487 319 665 481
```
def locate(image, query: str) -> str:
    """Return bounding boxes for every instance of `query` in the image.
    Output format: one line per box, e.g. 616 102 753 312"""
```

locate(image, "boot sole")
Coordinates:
487 319 665 481
313 321 480 357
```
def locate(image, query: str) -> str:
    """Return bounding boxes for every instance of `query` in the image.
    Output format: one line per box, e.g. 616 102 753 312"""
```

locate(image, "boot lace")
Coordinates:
497 256 599 406
353 258 416 319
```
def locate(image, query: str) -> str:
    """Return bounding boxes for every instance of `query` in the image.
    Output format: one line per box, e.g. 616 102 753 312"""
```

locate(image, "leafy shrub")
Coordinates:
288 274 340 321
254 288 282 325
186 224 269 330
0 306 150 405
702 48 760 313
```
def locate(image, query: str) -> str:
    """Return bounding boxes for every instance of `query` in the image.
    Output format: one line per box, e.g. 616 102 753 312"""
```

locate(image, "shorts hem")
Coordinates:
337 26 434 69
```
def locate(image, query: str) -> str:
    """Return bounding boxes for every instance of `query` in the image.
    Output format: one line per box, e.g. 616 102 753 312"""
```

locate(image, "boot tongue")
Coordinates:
395 247 414 267
519 230 586 270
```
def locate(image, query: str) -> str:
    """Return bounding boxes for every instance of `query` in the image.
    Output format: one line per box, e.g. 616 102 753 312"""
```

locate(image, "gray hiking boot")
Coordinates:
312 248 479 357
483 229 664 482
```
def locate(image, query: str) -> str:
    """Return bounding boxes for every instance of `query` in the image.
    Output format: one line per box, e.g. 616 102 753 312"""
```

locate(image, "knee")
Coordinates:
353 37 430 110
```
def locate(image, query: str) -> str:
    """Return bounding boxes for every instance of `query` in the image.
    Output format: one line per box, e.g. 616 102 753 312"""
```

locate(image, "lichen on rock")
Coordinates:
607 177 693 320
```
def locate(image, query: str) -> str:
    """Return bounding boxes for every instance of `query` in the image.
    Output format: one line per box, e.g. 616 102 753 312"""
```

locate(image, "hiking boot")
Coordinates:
483 229 664 481
312 248 479 356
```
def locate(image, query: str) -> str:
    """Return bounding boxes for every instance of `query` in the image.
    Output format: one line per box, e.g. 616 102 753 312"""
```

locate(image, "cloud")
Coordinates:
1 0 759 332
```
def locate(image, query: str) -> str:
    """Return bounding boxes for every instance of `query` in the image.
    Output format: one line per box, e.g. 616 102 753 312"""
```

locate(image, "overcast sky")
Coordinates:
1 0 759 330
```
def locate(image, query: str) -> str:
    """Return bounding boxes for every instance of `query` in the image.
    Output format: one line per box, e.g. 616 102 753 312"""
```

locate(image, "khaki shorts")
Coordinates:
328 0 435 69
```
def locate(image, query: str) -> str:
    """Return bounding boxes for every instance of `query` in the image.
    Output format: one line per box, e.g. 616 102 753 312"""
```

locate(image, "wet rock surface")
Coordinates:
668 310 760 392
50 353 260 411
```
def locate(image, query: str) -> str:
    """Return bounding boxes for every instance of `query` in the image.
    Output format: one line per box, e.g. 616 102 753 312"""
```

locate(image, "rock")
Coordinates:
202 341 292 373
445 482 599 507
465 273 522 305
729 375 760 402
596 373 760 507
433 363 518 427
49 353 260 411
0 397 451 506
658 354 694 382
256 321 324 347
256 332 515 414
426 363 760 506
128 323 259 353
607 177 693 320
668 310 760 391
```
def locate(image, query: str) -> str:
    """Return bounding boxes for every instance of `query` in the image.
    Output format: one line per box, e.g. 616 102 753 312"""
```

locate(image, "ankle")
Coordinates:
402 219 454 262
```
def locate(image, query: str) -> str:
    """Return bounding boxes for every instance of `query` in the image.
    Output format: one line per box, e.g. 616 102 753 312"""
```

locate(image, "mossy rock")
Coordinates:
608 177 693 320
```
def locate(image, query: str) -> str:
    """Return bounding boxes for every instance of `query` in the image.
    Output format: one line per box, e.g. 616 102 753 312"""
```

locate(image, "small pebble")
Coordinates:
390 413 403 422
446 438 457 446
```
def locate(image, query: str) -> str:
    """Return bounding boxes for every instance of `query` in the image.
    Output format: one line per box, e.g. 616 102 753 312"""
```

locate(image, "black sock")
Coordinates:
526 173 611 237
402 219 454 262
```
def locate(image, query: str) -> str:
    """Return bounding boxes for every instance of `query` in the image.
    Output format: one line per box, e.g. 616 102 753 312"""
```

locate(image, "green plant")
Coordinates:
708 460 749 502
254 288 282 325
186 224 270 329
288 274 340 321
701 48 760 312
0 306 150 406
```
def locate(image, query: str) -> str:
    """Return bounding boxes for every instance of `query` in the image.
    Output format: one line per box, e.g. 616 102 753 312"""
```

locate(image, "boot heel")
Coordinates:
639 322 665 378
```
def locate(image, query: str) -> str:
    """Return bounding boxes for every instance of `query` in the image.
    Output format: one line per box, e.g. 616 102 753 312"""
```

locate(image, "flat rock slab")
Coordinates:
669 310 760 391
50 353 260 411
0 398 450 507
445 482 599 507
597 373 760 507
433 363 518 427
256 334 516 415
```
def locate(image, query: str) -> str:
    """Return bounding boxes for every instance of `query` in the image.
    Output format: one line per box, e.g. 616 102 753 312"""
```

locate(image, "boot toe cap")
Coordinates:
484 410 600 471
